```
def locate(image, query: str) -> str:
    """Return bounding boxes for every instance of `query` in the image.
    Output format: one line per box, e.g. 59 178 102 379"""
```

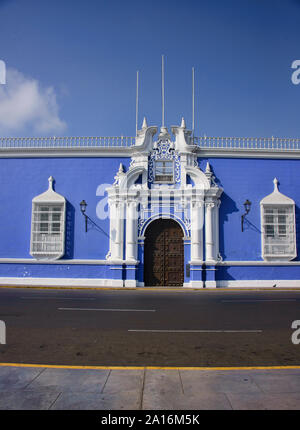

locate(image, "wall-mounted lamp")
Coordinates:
80 200 88 232
241 199 251 232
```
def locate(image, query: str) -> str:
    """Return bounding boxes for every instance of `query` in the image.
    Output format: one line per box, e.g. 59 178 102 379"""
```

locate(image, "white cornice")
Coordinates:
2 146 300 159
196 148 300 159
0 147 133 158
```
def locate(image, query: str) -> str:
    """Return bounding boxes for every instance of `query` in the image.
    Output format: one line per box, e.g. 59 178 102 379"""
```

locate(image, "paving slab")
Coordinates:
0 388 60 410
50 389 141 410
102 369 144 395
179 369 262 394
250 373 300 393
226 392 300 410
143 369 183 396
25 367 110 393
0 366 44 390
142 369 232 410
0 365 300 410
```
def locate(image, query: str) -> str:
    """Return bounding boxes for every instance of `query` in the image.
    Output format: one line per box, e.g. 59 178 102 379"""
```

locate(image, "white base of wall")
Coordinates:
124 280 138 287
184 281 204 288
0 277 125 288
217 280 300 288
0 277 299 289
205 281 217 288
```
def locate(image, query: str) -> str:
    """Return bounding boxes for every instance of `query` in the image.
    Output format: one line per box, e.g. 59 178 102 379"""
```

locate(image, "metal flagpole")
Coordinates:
162 55 165 127
192 67 195 138
135 70 139 136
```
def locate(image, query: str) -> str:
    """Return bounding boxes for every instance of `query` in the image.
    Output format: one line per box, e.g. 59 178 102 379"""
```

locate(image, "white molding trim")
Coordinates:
2 147 300 159
217 280 300 288
0 148 133 158
1 258 299 267
217 261 300 266
196 149 300 159
0 277 124 287
0 258 139 265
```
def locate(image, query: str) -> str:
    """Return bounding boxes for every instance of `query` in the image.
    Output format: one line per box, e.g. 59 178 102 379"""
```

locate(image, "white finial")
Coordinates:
118 163 124 174
181 117 186 128
48 176 54 190
142 116 148 129
205 162 211 173
273 177 279 191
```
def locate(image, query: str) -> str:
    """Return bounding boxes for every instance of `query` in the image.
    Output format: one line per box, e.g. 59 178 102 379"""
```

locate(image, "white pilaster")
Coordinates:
205 202 215 263
215 199 221 260
107 200 117 259
126 201 138 261
191 201 204 262
115 201 125 260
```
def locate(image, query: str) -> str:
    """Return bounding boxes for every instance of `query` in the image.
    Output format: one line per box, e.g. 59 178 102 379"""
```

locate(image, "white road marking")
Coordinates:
221 299 297 303
21 297 96 300
58 308 156 312
128 329 262 333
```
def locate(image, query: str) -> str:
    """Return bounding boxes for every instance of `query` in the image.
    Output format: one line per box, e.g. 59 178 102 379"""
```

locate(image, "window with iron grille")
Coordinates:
261 205 296 260
30 177 66 260
154 160 174 183
31 203 65 259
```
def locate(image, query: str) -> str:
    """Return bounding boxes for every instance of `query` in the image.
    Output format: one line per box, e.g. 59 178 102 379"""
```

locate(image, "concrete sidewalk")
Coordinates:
0 365 300 410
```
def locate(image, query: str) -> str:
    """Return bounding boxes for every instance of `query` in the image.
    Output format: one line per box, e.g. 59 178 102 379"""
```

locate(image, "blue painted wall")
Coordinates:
1 155 300 282
199 157 300 261
0 157 130 259
217 264 300 281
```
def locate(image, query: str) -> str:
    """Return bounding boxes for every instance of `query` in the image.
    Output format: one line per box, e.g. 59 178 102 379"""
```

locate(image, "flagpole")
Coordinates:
192 67 195 138
135 70 139 136
162 55 165 127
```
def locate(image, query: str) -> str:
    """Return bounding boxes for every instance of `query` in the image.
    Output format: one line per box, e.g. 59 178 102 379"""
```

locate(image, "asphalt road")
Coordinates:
0 287 299 367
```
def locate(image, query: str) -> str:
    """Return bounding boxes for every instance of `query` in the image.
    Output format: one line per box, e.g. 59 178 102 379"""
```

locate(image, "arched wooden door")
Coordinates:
144 218 184 286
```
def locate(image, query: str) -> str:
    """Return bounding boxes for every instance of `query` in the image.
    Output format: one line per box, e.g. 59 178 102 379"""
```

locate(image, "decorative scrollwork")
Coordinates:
148 139 180 184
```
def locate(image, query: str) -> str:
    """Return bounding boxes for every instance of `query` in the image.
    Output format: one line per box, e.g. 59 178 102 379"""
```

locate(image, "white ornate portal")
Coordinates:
106 118 223 287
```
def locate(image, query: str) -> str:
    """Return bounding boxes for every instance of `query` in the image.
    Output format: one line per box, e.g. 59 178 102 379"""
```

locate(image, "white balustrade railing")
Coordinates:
192 136 300 150
0 136 135 148
0 135 300 151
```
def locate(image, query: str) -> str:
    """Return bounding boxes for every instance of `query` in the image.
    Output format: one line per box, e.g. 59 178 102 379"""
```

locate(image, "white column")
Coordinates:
116 201 125 260
126 201 138 261
191 201 204 262
108 200 117 259
215 199 221 260
205 202 215 262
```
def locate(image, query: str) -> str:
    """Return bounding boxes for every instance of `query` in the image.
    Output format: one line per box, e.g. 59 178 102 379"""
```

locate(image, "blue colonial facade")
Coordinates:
0 118 299 288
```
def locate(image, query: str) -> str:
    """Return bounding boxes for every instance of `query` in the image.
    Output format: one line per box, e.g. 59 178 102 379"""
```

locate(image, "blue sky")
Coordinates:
0 0 300 137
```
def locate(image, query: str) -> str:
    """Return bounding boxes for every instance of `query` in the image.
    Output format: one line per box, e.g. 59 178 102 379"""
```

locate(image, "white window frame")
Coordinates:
260 179 297 262
30 177 66 260
154 159 174 183
261 204 296 261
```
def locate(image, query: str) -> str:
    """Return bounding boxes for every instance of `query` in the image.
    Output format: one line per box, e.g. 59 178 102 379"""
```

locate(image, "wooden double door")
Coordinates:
144 219 184 287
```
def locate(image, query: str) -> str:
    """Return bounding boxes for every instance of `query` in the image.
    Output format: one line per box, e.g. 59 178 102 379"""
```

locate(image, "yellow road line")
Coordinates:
0 362 300 371
0 285 300 292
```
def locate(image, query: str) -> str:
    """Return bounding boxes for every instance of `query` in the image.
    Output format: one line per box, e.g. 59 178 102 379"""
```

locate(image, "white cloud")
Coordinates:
0 68 67 135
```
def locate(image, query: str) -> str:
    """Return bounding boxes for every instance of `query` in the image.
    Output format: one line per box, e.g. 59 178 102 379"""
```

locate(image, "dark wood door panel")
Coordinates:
144 219 184 287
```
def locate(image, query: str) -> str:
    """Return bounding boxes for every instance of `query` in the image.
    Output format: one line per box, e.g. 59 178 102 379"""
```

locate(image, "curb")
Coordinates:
1 285 300 292
1 362 300 371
